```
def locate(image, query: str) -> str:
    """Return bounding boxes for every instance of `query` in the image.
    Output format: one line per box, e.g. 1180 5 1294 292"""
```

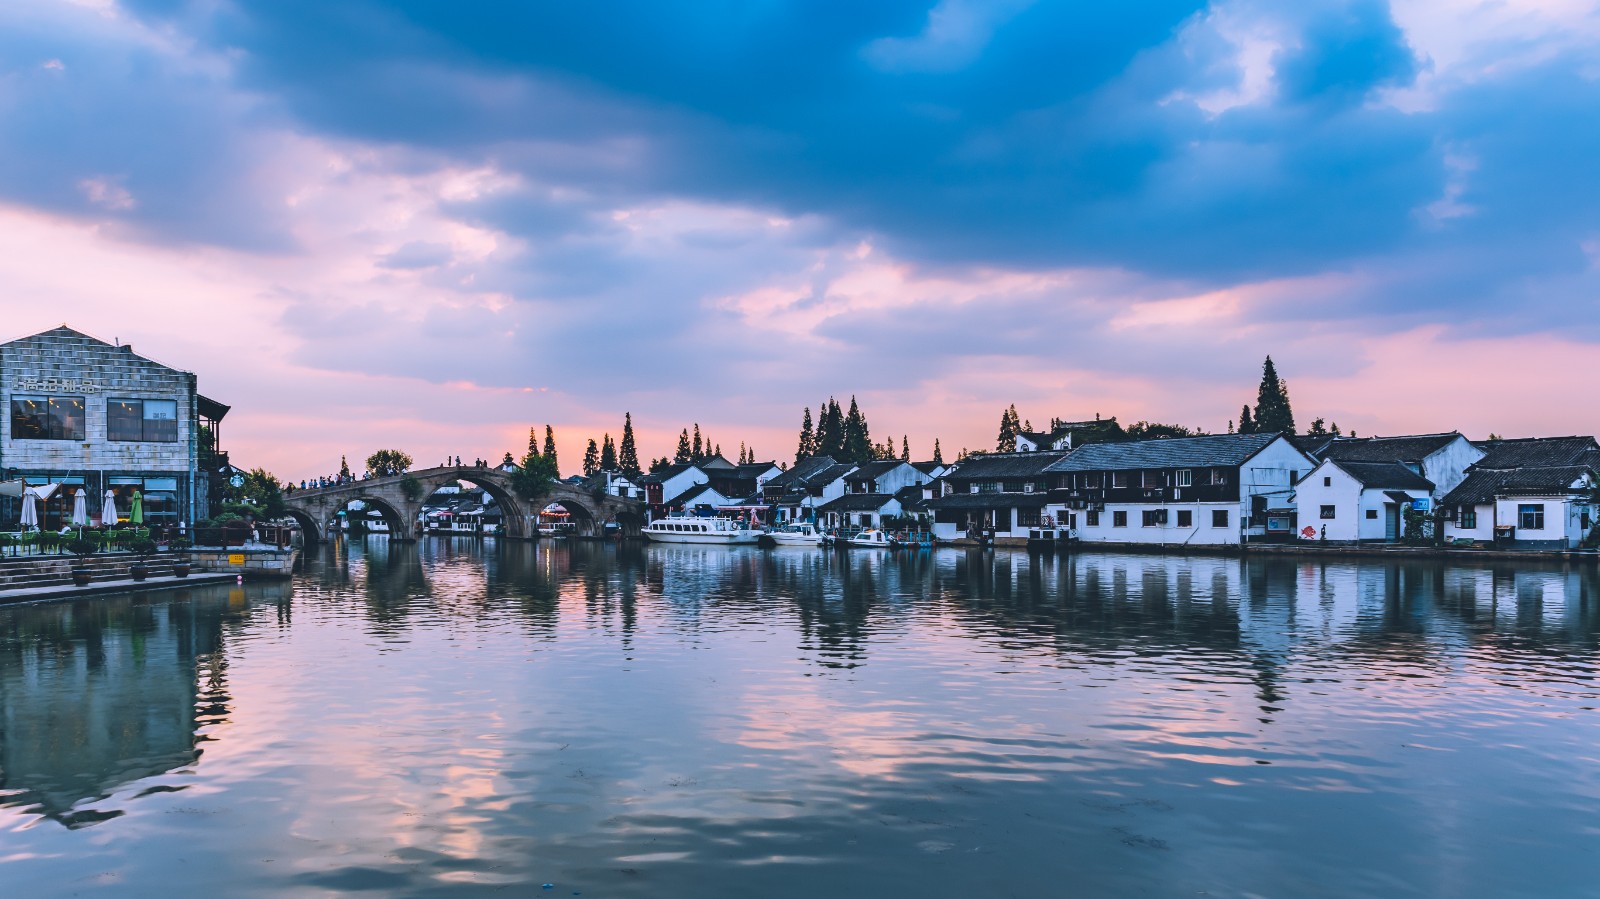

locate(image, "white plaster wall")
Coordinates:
1442 503 1495 543
1495 496 1570 545
1073 503 1241 545
1293 462 1363 541
1420 438 1486 499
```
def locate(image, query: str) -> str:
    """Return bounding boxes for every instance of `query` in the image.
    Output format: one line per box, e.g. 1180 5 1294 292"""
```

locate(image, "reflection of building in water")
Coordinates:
0 594 228 826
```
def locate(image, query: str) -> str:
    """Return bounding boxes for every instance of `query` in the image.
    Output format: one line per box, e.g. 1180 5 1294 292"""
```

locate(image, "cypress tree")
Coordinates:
843 396 872 465
901 435 910 461
933 439 943 464
674 429 692 463
1238 405 1255 435
528 427 540 457
996 404 1021 452
619 414 641 479
1252 356 1296 434
583 439 600 477
543 426 559 474
692 424 703 461
797 407 815 462
601 434 617 471
816 398 845 459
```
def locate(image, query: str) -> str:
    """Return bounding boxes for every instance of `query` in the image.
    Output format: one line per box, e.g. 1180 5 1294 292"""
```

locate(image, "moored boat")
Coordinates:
643 515 759 544
762 522 822 547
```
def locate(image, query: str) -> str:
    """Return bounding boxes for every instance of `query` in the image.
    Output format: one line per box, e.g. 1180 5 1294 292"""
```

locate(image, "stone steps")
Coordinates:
0 553 196 590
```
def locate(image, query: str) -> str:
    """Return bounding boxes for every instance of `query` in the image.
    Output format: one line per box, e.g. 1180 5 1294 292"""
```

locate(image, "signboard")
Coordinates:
1412 498 1431 512
229 474 245 488
227 554 245 565
16 375 100 393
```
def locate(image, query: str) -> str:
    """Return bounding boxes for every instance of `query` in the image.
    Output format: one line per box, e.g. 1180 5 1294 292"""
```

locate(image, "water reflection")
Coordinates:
0 541 1594 898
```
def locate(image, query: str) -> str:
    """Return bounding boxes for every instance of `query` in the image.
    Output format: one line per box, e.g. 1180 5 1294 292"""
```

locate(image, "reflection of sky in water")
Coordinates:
0 542 1597 897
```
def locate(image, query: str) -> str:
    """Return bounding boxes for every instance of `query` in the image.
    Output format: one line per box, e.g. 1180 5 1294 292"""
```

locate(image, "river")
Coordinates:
1 540 1597 897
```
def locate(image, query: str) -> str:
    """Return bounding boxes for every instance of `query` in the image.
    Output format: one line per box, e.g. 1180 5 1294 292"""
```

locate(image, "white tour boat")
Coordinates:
764 522 822 546
847 528 894 548
643 515 759 545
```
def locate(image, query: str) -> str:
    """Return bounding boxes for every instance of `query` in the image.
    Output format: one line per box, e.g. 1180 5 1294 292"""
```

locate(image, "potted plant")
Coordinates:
128 538 158 581
65 537 98 586
168 538 192 577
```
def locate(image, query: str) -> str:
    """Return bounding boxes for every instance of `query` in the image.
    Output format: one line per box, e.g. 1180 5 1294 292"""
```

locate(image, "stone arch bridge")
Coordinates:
282 466 645 545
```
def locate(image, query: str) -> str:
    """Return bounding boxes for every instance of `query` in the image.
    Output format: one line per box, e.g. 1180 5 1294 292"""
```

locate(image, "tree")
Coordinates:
501 451 514 467
528 427 540 457
366 449 413 477
543 426 559 474
843 396 872 465
338 455 351 480
1251 355 1295 434
619 414 641 479
1307 418 1329 438
815 398 845 459
219 467 288 519
583 439 600 477
932 439 943 464
510 451 558 500
674 429 693 463
996 404 1021 452
1124 421 1205 441
1238 405 1255 435
1330 422 1342 437
691 424 704 461
796 406 815 462
601 434 617 471
901 435 910 461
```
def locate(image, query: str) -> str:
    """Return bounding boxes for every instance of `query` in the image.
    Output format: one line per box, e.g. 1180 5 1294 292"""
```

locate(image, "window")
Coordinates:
1212 470 1229 486
1111 472 1128 488
1085 473 1102 489
1320 505 1337 520
1323 476 1332 487
1176 469 1192 487
1086 510 1100 527
1519 504 1545 530
107 398 179 442
1212 509 1229 528
1112 510 1127 527
1141 470 1163 488
1017 508 1042 528
1366 509 1378 520
1460 508 1477 529
10 395 85 441
108 476 180 526
1141 509 1168 526
1177 510 1192 528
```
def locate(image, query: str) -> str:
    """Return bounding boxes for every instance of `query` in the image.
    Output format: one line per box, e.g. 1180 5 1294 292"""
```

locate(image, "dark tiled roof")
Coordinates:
926 492 1050 510
911 461 945 474
1330 460 1435 491
671 483 723 504
639 463 701 485
736 462 780 477
1045 433 1287 473
1472 436 1600 470
818 493 901 513
1319 433 1465 463
1443 466 1594 506
845 460 908 481
764 456 842 489
1290 434 1335 456
946 451 1072 480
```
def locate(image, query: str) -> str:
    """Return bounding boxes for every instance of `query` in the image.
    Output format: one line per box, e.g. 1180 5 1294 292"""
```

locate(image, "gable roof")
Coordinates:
845 460 910 481
1318 433 1467 463
1443 467 1594 506
911 460 945 475
1045 433 1289 473
638 462 702 485
1470 436 1600 470
735 461 780 478
817 493 901 513
946 450 1072 480
1326 460 1435 491
763 456 839 489
671 482 733 505
926 492 1050 510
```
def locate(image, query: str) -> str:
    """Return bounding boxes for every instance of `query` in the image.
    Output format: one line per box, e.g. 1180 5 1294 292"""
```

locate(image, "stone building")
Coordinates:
1 325 227 531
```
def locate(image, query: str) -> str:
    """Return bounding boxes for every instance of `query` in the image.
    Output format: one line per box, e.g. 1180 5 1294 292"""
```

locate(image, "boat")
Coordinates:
888 530 936 549
642 515 759 544
761 522 822 547
847 528 893 548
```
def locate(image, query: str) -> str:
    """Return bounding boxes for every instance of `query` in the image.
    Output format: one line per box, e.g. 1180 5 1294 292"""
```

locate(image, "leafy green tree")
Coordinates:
619 414 641 479
843 396 872 465
1307 418 1329 438
1124 421 1206 441
1251 356 1295 434
600 434 617 471
583 439 600 477
221 467 288 519
510 451 559 499
796 406 815 461
366 449 413 477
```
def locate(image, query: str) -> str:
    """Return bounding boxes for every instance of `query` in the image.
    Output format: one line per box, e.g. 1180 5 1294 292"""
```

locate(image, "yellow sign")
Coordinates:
228 554 245 565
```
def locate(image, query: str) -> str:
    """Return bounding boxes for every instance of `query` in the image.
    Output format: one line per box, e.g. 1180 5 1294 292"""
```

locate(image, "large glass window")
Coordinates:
108 398 179 442
11 395 85 440
1519 504 1545 530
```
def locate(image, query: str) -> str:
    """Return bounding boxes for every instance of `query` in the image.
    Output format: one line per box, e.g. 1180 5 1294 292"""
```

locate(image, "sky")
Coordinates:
4 0 1600 478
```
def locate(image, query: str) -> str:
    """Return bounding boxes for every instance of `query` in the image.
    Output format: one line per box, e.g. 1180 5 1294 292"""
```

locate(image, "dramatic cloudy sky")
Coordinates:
4 0 1599 476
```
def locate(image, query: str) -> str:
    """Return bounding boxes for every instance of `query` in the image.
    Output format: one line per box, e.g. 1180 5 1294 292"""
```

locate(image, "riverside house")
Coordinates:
1441 437 1600 549
925 451 1068 545
1292 459 1435 542
1042 433 1314 546
761 456 857 523
1301 432 1484 500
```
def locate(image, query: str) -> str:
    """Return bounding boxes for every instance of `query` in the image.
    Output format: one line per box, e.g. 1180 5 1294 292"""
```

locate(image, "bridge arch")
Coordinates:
348 493 411 539
414 470 532 540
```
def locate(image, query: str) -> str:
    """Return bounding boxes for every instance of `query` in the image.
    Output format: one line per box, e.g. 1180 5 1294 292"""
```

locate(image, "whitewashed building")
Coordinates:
1310 433 1483 500
1441 437 1599 549
1294 459 1435 542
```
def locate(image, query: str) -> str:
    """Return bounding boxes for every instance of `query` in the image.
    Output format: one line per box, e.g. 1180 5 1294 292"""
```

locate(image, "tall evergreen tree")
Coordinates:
582 439 600 477
933 439 943 464
816 398 845 459
691 424 704 461
796 407 815 462
1238 405 1255 435
843 396 872 465
996 404 1021 452
618 413 641 479
1252 356 1296 434
528 427 540 457
543 426 559 474
601 434 617 471
674 429 693 464
901 435 910 461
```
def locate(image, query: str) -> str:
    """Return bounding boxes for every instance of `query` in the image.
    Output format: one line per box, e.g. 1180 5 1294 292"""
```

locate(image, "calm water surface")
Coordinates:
1 540 1597 898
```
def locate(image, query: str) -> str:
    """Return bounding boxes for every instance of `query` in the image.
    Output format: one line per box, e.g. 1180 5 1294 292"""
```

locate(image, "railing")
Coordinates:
190 523 295 549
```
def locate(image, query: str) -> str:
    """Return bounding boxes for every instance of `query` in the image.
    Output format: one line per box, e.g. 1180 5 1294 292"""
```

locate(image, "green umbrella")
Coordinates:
130 489 144 525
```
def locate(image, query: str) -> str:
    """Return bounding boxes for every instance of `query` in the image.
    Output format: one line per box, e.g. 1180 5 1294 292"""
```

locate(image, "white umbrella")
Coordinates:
103 489 119 525
19 490 39 530
71 490 89 527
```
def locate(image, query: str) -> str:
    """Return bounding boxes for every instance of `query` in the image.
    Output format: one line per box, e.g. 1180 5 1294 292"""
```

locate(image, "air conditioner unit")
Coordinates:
1023 484 1034 494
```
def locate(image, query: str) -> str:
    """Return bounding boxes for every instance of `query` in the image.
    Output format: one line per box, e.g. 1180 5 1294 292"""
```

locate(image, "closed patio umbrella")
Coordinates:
71 490 89 527
130 490 144 525
19 490 39 530
103 489 118 525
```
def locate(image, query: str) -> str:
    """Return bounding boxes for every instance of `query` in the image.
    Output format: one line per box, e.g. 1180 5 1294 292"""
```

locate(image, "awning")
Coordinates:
198 394 231 421
1384 491 1415 504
